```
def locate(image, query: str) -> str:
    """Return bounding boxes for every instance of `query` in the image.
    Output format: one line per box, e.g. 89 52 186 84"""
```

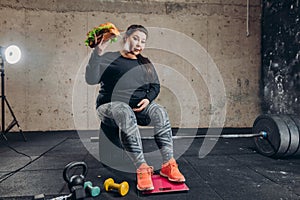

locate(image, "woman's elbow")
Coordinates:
85 76 98 85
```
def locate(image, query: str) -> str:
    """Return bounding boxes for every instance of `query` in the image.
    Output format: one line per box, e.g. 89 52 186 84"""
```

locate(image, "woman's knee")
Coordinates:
149 103 170 125
112 102 137 124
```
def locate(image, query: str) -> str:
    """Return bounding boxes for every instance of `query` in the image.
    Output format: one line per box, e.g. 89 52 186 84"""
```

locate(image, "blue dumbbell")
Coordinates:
84 181 100 197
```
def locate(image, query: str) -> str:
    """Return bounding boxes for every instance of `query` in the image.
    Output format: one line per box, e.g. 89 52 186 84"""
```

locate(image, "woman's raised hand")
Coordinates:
95 38 109 56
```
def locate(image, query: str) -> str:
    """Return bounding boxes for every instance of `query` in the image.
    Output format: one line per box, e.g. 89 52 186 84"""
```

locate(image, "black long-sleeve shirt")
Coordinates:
85 51 160 108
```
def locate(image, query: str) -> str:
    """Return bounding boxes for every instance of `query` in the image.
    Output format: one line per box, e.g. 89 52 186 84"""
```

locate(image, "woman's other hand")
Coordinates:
133 99 150 112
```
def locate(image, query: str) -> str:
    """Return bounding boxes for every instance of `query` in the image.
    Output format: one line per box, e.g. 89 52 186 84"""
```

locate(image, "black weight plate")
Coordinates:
253 115 290 158
281 115 299 157
265 115 291 157
290 116 300 156
253 115 279 157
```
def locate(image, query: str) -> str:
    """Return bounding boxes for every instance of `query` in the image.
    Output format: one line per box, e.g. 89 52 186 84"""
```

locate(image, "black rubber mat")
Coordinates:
0 130 299 200
0 170 67 198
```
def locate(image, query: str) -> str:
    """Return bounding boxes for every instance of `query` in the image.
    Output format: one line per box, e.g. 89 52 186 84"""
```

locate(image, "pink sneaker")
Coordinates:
160 158 185 182
136 163 154 191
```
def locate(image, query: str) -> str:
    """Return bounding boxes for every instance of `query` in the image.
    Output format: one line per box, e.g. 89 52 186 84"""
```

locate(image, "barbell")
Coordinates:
92 114 300 159
141 114 300 158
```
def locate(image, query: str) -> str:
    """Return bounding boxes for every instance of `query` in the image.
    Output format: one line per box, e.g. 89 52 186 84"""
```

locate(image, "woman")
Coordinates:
85 24 185 191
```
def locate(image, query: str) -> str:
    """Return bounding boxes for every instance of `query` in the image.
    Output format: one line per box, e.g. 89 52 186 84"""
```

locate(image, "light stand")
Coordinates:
0 46 26 141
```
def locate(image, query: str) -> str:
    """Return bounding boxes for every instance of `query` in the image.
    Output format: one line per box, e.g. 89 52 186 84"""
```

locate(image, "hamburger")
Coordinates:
85 22 120 48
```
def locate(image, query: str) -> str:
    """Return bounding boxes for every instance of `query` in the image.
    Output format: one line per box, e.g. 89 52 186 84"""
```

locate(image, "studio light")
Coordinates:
0 45 26 141
4 45 21 64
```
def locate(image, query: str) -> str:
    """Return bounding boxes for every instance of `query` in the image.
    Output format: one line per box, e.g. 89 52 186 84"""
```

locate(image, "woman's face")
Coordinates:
124 30 147 55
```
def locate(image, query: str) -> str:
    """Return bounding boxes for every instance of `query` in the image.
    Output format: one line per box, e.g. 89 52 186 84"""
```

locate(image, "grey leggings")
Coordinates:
97 101 173 168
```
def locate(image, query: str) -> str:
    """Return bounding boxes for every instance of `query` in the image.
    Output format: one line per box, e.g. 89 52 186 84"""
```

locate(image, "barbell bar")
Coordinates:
90 132 266 143
140 132 267 140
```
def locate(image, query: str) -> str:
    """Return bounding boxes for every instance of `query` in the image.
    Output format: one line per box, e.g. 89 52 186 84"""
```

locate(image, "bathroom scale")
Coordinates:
142 175 189 195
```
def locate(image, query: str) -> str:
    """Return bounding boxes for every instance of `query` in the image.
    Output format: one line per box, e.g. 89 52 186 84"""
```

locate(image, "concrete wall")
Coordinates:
0 0 261 131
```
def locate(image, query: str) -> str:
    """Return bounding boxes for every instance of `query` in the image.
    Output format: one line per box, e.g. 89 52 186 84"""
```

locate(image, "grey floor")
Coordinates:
0 130 299 200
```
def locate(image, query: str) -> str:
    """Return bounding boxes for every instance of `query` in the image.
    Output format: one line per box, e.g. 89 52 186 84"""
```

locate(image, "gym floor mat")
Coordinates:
0 130 299 200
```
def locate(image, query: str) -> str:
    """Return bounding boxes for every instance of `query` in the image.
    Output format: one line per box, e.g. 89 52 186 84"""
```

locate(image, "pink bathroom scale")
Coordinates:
142 175 189 195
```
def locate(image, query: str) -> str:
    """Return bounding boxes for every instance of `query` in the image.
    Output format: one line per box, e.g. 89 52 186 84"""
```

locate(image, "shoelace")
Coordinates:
137 166 153 179
169 163 179 174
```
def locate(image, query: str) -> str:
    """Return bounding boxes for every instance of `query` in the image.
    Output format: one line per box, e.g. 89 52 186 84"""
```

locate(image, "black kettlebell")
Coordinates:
63 161 88 190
